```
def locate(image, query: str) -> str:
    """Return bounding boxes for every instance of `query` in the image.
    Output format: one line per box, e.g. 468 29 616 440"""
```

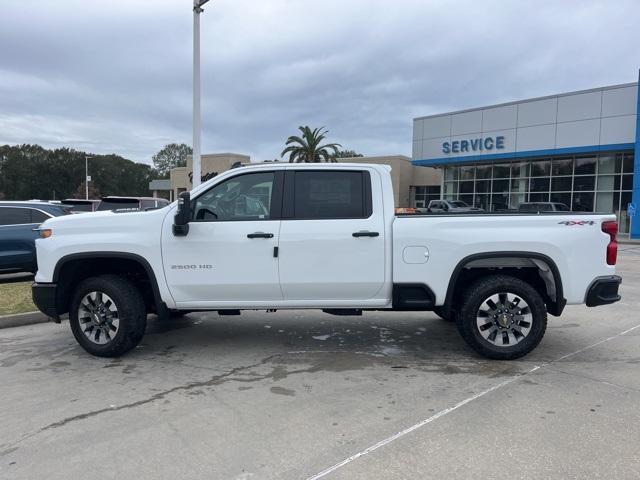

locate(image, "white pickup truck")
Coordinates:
32 163 622 360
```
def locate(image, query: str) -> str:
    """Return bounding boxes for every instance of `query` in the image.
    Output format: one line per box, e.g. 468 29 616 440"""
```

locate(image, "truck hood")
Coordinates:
42 207 171 232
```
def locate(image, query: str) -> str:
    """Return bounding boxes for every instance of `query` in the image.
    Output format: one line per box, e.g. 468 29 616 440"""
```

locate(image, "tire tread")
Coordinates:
69 274 146 357
456 274 547 360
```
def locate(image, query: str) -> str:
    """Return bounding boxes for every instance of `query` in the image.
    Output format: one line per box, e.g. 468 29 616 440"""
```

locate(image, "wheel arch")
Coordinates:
444 251 566 317
52 252 166 317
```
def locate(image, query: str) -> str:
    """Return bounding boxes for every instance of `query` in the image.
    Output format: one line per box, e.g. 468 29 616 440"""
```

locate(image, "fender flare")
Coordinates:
444 251 566 316
53 251 166 314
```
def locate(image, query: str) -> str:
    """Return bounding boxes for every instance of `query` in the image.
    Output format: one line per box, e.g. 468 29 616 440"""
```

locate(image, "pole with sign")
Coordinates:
628 202 636 236
85 156 93 200
192 0 211 188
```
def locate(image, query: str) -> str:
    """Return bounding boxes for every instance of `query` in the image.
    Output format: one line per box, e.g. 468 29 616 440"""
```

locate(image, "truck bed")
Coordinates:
392 212 616 306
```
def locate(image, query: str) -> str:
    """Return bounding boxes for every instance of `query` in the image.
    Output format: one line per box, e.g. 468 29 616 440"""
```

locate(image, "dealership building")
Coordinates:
412 79 640 238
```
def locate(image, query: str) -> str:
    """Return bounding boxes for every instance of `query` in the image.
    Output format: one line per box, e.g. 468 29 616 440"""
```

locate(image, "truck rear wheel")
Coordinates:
456 275 547 360
69 275 147 357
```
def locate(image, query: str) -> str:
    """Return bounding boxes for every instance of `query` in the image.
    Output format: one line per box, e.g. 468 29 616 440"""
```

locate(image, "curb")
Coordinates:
0 311 49 329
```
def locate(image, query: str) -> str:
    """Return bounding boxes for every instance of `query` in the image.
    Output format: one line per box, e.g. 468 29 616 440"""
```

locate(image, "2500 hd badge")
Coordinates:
171 264 213 270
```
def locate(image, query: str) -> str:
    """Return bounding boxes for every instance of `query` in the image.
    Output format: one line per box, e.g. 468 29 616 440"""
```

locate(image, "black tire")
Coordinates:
69 274 147 357
456 274 547 360
433 306 455 322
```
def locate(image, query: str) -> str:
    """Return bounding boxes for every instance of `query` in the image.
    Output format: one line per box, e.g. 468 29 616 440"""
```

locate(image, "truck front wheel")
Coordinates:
69 275 147 357
456 275 547 360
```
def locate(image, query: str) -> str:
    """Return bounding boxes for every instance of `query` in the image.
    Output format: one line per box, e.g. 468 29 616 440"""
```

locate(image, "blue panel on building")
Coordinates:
632 70 640 239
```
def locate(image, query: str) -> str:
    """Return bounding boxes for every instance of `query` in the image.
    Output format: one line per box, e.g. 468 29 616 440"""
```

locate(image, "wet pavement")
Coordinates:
1 246 639 479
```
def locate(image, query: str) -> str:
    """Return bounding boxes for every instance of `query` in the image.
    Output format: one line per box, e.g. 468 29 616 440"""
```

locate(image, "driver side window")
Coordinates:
193 172 274 222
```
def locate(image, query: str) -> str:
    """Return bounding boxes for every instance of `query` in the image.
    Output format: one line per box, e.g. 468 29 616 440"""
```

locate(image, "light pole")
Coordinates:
85 156 93 200
192 0 211 188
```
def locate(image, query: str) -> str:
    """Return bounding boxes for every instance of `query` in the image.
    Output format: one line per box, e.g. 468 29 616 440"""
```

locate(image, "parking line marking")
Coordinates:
306 323 640 480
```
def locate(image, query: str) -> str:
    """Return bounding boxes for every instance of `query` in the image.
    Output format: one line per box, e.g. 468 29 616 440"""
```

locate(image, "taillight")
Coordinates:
602 221 617 265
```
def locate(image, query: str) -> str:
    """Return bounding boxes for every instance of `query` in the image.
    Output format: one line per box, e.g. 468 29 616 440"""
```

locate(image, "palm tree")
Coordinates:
281 126 342 163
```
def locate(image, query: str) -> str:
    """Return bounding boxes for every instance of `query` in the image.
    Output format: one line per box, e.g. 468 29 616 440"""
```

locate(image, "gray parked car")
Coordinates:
428 200 484 213
97 196 170 212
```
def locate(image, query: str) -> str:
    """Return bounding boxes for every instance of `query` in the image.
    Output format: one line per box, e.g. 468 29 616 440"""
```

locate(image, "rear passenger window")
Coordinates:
292 171 370 219
30 209 50 223
0 207 31 225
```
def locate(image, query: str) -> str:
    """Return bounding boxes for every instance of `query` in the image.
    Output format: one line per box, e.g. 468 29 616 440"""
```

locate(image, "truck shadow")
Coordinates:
136 311 533 378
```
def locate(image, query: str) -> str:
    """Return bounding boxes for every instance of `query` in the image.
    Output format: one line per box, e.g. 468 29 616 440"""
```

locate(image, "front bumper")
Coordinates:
32 282 61 322
585 276 622 307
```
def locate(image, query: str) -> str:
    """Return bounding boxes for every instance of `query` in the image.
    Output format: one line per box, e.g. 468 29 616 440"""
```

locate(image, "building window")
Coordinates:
438 151 634 233
413 185 441 208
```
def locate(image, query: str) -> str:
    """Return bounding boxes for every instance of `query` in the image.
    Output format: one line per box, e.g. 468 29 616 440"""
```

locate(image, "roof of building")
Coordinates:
414 81 638 121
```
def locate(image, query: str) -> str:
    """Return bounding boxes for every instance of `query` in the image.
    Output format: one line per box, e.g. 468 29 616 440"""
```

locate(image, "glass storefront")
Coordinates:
413 185 441 208
442 152 635 233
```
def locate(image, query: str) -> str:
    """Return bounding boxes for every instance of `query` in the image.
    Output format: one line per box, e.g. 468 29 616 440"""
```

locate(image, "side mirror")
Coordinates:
173 191 191 236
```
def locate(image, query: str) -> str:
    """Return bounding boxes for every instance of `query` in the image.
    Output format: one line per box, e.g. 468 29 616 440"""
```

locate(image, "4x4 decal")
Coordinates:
558 220 595 226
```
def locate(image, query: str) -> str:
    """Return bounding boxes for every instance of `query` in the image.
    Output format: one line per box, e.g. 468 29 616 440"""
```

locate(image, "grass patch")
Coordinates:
0 281 36 316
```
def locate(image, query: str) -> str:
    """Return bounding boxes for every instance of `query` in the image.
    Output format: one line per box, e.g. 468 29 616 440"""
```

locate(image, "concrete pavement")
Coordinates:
1 246 639 479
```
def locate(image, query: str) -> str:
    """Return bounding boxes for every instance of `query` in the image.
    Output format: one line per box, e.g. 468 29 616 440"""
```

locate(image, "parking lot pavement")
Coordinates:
1 248 639 480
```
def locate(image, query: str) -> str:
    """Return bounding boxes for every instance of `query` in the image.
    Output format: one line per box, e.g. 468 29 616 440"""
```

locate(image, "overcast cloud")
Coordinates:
0 0 639 163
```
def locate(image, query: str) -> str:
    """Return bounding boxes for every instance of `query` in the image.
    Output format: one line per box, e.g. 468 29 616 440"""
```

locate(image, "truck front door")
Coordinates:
162 171 283 306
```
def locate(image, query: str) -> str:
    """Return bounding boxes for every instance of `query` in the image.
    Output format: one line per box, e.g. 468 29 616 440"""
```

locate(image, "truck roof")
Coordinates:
228 162 392 171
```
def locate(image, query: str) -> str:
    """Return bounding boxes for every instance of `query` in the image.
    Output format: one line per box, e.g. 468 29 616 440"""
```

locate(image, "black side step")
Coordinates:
322 309 362 316
217 310 241 316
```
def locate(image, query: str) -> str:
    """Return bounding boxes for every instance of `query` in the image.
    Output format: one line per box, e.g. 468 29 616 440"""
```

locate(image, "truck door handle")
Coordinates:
352 231 379 238
247 232 274 239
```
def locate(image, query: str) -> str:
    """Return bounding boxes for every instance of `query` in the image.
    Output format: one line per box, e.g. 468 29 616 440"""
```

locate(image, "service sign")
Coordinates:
442 135 505 154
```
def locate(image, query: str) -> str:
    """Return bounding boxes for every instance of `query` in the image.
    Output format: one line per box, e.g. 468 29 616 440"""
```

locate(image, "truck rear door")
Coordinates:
277 169 386 301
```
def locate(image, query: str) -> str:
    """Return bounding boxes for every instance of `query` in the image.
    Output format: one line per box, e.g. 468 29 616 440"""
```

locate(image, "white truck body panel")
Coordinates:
34 208 176 307
393 214 615 305
35 162 616 311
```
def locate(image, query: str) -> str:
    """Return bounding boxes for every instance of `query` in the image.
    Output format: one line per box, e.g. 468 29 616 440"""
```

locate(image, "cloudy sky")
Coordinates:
1 0 639 164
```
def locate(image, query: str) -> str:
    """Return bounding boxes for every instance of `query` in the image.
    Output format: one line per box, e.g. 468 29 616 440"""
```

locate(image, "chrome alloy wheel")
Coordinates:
78 291 120 345
476 292 532 347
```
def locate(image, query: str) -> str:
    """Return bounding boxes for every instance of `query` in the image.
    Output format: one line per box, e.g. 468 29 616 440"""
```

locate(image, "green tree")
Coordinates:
0 144 157 200
152 143 192 177
281 126 342 163
333 149 364 159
